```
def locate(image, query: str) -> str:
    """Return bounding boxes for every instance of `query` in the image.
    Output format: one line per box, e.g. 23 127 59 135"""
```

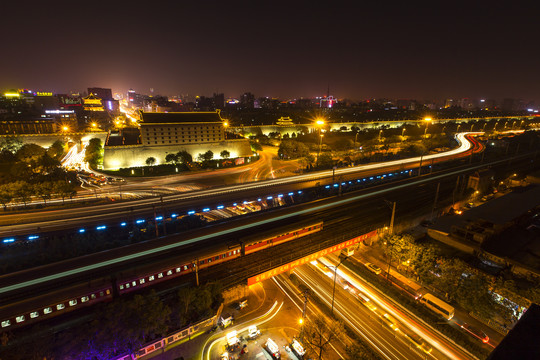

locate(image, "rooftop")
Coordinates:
140 111 225 124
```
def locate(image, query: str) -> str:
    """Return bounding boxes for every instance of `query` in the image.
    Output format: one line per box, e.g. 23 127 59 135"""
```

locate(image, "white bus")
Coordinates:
419 293 455 320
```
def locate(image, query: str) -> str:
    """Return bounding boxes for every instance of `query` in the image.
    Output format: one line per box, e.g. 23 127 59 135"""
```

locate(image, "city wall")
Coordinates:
0 131 108 148
102 139 252 170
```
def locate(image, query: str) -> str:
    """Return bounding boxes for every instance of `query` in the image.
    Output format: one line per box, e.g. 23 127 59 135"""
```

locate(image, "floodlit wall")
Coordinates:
102 139 252 169
0 131 108 148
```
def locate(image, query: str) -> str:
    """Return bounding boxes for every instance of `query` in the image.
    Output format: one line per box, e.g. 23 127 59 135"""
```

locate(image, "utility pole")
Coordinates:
418 153 424 176
389 201 396 235
194 259 199 286
160 196 167 235
153 204 159 237
431 182 440 220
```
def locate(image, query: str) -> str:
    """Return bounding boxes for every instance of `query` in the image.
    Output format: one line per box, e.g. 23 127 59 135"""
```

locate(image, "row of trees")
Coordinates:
381 234 539 322
0 283 223 360
145 150 232 169
0 180 77 209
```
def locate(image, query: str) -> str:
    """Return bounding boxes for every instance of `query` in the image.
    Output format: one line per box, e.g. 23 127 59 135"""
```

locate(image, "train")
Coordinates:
0 221 323 332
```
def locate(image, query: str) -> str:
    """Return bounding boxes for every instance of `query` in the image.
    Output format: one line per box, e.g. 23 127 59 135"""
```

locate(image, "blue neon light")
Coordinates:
171 213 178 218
188 211 196 215
3 238 15 243
217 205 224 209
288 192 294 196
297 191 302 194
278 194 283 197
325 185 330 189
233 203 237 206
120 222 127 226
267 196 273 200
96 225 106 230
28 235 39 240
155 216 163 221
257 198 262 202
79 229 85 233
136 219 145 224
203 208 210 212
334 184 339 187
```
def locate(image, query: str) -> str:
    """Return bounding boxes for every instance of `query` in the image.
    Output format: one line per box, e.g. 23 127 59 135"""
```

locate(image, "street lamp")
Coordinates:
223 121 229 139
316 134 324 167
423 117 432 138
331 255 348 315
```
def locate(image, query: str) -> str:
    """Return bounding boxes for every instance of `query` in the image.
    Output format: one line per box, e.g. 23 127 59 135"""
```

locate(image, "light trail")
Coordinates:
202 300 283 360
321 256 473 360
0 145 504 296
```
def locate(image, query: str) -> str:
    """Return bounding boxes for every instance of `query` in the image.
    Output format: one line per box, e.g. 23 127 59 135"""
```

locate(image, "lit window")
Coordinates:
57 304 65 310
158 273 163 278
99 291 104 297
1 320 11 328
139 279 145 284
120 284 124 290
90 294 96 300
149 276 155 281
30 312 39 318
183 265 188 270
125 283 130 288
167 270 172 275
69 300 77 306
81 296 89 303
176 267 181 272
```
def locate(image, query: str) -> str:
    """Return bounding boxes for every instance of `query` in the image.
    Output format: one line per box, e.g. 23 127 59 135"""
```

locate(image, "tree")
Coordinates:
0 183 13 210
84 138 103 168
176 150 193 164
35 153 60 174
35 181 54 205
302 314 344 360
48 140 65 160
11 181 33 207
165 153 178 164
16 143 46 165
0 136 23 154
145 157 156 166
278 140 309 159
54 180 77 203
317 153 334 169
220 150 230 159
249 140 263 152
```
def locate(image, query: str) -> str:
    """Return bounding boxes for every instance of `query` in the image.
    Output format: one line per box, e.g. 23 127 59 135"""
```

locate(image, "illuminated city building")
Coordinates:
276 116 295 126
139 111 226 146
83 94 105 112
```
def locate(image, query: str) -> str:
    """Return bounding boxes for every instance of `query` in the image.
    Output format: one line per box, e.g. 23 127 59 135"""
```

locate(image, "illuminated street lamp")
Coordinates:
223 121 229 139
423 117 432 138
62 126 69 132
316 134 324 167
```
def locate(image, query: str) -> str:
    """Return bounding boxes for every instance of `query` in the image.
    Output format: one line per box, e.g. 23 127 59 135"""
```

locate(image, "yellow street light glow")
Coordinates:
223 121 229 127
4 92 19 97
299 318 303 325
91 123 97 127
62 126 69 131
424 117 432 122
316 119 325 126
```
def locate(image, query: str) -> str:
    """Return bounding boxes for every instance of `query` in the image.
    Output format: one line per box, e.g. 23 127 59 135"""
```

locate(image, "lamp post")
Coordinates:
223 121 229 139
317 134 324 167
331 255 348 315
423 117 432 138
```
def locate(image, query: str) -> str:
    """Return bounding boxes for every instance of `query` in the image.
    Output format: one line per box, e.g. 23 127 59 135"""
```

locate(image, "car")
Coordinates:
381 313 399 331
248 325 260 339
465 202 475 209
365 262 382 275
461 323 489 343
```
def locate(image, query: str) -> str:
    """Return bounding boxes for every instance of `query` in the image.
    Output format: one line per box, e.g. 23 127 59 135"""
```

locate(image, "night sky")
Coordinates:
1 1 538 101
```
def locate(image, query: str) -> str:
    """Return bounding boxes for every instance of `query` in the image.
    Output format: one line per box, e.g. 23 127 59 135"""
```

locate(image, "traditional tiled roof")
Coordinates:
140 111 224 124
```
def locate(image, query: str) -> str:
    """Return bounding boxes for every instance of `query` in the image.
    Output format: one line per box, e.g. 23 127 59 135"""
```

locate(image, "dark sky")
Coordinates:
1 1 538 102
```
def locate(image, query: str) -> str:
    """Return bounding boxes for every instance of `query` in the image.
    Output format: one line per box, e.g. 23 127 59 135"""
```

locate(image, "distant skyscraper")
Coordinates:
240 92 255 109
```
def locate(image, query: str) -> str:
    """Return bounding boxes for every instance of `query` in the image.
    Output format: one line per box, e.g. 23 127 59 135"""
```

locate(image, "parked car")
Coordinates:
365 262 382 275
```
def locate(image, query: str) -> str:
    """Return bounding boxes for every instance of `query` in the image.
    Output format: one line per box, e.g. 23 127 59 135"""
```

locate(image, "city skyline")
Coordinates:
1 2 539 102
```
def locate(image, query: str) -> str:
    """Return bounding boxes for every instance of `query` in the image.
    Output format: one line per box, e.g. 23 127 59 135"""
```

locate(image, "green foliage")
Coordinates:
176 150 193 164
84 138 103 167
0 136 23 154
278 140 310 159
145 157 156 166
176 282 223 327
317 153 334 168
249 140 263 152
48 140 65 159
165 153 178 164
220 149 230 159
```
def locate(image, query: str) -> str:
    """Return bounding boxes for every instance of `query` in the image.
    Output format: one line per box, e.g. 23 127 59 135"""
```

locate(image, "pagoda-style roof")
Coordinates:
140 111 225 124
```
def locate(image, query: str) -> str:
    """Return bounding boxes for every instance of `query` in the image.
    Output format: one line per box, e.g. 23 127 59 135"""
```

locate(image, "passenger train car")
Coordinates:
0 221 323 331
